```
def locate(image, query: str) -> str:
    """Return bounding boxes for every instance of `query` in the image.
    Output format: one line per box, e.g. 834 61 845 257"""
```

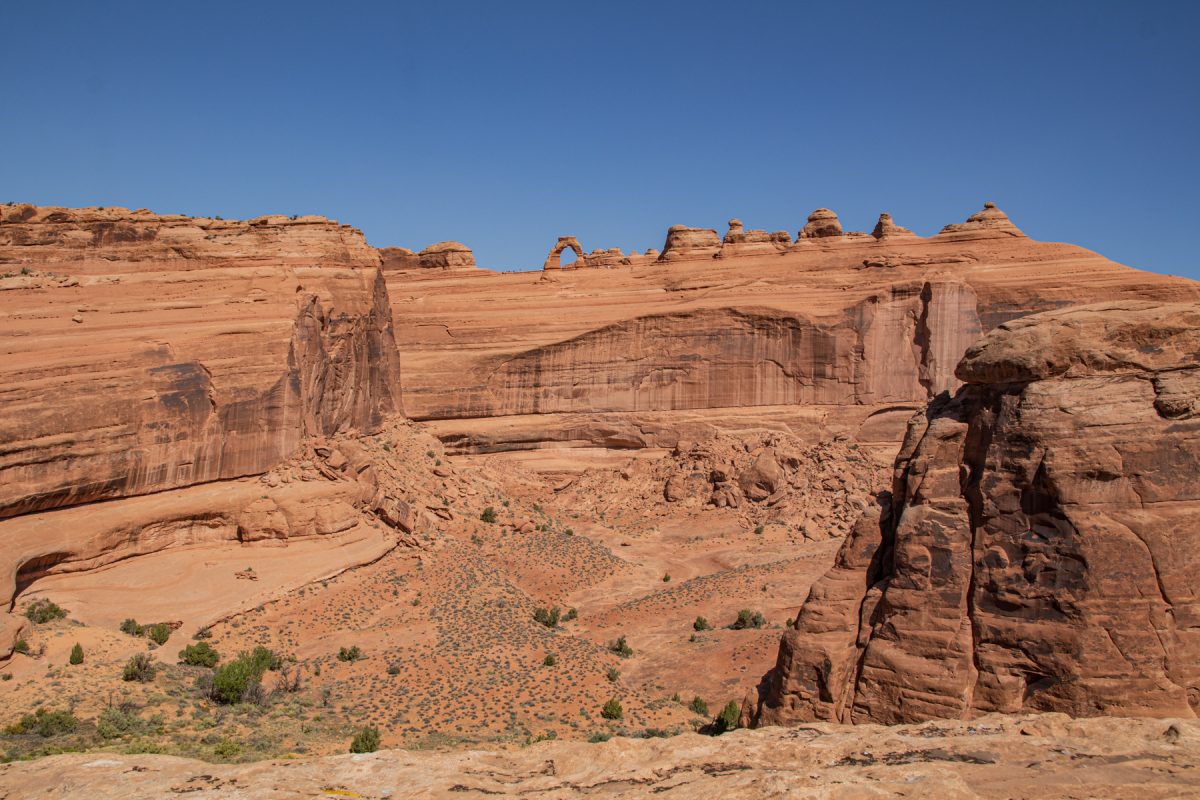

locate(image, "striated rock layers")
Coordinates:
388 203 1199 456
750 301 1200 725
0 205 404 520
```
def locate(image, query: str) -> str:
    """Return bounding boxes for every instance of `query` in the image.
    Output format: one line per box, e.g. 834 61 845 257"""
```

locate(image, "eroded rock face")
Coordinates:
659 225 722 261
750 301 1200 725
798 208 844 239
938 201 1025 239
0 206 404 520
417 241 475 269
871 212 916 240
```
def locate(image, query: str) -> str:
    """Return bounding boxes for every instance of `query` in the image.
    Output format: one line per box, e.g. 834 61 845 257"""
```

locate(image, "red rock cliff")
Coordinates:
0 205 403 519
750 301 1200 724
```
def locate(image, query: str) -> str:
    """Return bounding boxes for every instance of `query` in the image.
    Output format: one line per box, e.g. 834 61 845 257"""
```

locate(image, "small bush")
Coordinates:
68 643 84 665
337 645 363 662
96 705 144 739
12 639 30 655
387 663 400 676
247 646 281 672
662 574 671 582
349 725 381 753
123 653 156 683
563 608 578 622
713 700 740 734
120 618 144 636
609 636 633 658
588 731 612 743
5 708 77 737
24 599 67 624
533 607 560 628
480 506 497 524
606 667 620 682
601 699 623 720
213 738 242 758
145 623 171 646
730 609 765 630
754 524 765 535
542 653 557 667
179 642 220 667
689 696 709 715
693 616 711 631
208 649 275 704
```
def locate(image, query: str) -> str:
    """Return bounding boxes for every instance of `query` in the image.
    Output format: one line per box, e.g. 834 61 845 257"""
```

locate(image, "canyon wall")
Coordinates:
386 205 1199 455
0 204 403 520
750 301 1200 724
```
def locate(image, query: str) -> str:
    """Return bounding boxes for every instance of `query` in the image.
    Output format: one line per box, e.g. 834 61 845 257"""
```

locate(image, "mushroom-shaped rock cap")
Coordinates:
871 212 916 240
799 208 844 239
938 201 1025 237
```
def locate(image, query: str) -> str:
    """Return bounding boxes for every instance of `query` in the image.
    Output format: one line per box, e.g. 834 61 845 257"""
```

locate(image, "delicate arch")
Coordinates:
543 236 585 270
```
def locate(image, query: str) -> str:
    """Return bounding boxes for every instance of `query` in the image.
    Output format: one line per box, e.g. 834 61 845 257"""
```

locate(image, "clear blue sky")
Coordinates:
4 1 1199 276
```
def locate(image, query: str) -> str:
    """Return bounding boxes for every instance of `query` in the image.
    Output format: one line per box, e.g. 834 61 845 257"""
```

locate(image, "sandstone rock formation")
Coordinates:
720 218 791 257
543 235 584 269
798 208 844 239
871 212 916 240
0 205 405 653
417 240 475 269
938 201 1025 238
750 301 1200 725
388 203 1199 459
659 225 722 261
378 246 418 270
5 714 1197 799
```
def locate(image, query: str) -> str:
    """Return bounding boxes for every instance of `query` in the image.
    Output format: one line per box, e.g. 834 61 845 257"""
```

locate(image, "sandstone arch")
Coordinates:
543 236 584 270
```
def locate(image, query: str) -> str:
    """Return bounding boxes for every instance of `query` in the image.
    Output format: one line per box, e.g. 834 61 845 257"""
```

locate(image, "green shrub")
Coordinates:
533 607 560 628
68 643 84 665
713 700 740 734
337 645 363 662
601 699 623 720
730 609 765 630
563 608 578 622
349 725 380 753
606 667 620 682
12 639 30 655
179 642 220 667
693 616 711 631
120 618 144 636
145 623 171 646
588 731 612 743
23 599 67 624
212 738 242 758
609 636 633 658
542 653 557 667
662 574 671 582
689 696 708 715
4 708 77 737
208 649 276 704
96 705 145 739
480 506 497 524
122 653 156 683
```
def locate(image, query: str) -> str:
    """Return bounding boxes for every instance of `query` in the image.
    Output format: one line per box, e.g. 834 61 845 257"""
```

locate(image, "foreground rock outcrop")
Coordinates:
3 714 1197 799
751 301 1200 725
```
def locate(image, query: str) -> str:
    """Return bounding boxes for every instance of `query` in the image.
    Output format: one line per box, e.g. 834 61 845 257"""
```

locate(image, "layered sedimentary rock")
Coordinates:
721 219 791 257
871 213 916 240
0 205 403 520
388 203 1199 455
416 241 475 269
750 301 1200 725
798 208 845 239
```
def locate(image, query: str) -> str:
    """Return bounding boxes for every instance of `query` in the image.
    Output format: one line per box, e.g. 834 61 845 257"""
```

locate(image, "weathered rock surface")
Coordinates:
387 203 1199 457
4 714 1198 799
750 301 1200 726
0 205 403 520
416 240 475 269
939 201 1025 238
872 212 916 240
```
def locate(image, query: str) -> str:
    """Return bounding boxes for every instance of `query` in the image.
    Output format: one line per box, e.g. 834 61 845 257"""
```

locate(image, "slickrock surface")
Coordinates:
3 714 1197 798
751 300 1200 725
387 203 1200 457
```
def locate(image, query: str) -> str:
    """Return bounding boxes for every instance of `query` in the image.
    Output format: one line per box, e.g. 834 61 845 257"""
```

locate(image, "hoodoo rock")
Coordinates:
871 212 916 240
798 208 844 239
749 300 1200 726
938 201 1025 239
417 240 476 269
659 225 722 261
721 218 791 257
